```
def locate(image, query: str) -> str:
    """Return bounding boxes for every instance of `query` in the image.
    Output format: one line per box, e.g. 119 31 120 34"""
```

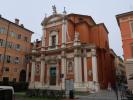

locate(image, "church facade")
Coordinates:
28 8 116 92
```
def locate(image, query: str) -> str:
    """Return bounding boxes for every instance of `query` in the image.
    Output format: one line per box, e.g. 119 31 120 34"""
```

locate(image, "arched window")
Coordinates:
19 70 26 82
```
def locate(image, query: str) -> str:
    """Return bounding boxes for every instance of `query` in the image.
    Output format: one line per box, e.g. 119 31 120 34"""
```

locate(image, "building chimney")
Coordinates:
20 24 24 28
36 39 39 42
15 18 19 25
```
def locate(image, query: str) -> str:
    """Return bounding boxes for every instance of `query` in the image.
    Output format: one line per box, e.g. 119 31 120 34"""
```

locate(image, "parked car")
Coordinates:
0 86 15 100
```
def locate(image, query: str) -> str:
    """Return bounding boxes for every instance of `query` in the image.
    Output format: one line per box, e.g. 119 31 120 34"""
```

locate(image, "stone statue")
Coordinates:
52 5 57 14
74 32 80 41
63 7 67 14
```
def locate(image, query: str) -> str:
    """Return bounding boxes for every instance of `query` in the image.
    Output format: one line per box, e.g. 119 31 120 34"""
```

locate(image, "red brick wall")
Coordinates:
118 15 133 60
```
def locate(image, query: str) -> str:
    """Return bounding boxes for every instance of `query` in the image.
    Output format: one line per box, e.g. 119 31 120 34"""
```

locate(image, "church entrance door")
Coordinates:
50 67 56 85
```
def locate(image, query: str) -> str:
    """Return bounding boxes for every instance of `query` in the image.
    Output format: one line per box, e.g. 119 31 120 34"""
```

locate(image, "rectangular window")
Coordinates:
10 32 17 38
3 67 9 72
16 44 20 50
2 40 6 47
5 67 9 71
11 57 14 64
1 55 4 62
9 42 12 48
51 35 56 47
0 39 5 47
12 44 15 49
17 34 21 39
6 55 11 63
15 57 19 64
0 27 6 34
0 54 1 62
0 39 3 46
24 36 28 42
7 41 12 48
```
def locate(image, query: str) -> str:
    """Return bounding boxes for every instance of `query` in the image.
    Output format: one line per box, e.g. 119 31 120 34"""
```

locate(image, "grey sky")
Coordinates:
0 0 133 57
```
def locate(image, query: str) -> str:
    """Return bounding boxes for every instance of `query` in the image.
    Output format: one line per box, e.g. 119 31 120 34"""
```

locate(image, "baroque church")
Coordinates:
28 6 116 92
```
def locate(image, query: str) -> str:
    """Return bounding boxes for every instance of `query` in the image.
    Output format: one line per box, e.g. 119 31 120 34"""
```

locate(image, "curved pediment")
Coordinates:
41 14 63 26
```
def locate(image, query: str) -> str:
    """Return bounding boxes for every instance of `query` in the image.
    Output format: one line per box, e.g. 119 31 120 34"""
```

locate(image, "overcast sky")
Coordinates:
0 0 133 57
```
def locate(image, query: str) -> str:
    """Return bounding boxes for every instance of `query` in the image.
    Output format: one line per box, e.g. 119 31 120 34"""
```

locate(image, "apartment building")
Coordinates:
0 15 33 82
116 11 133 92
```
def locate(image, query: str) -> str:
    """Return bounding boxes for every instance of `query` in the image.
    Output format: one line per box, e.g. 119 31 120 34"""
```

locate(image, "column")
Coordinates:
26 63 29 82
40 55 45 85
40 25 46 86
42 27 46 50
91 49 99 92
56 63 59 86
83 49 88 83
61 18 67 48
30 43 36 88
74 49 82 86
31 60 35 83
61 51 66 89
47 65 49 85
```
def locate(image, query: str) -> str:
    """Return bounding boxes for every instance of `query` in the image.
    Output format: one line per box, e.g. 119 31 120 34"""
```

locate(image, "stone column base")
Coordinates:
29 82 35 89
74 81 100 92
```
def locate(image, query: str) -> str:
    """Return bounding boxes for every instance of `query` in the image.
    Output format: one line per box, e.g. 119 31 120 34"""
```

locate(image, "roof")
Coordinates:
116 11 133 26
110 49 117 57
67 13 96 25
0 16 34 34
97 23 109 34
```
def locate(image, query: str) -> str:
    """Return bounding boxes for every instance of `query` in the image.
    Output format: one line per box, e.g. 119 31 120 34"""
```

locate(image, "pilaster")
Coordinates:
74 49 82 87
40 54 45 85
31 58 35 83
61 16 67 48
26 63 29 82
83 49 88 83
91 48 99 92
42 27 46 50
61 51 66 89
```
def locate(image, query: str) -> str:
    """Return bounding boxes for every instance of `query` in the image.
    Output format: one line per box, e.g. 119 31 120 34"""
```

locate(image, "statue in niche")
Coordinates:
35 62 40 74
67 61 73 73
74 32 80 42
